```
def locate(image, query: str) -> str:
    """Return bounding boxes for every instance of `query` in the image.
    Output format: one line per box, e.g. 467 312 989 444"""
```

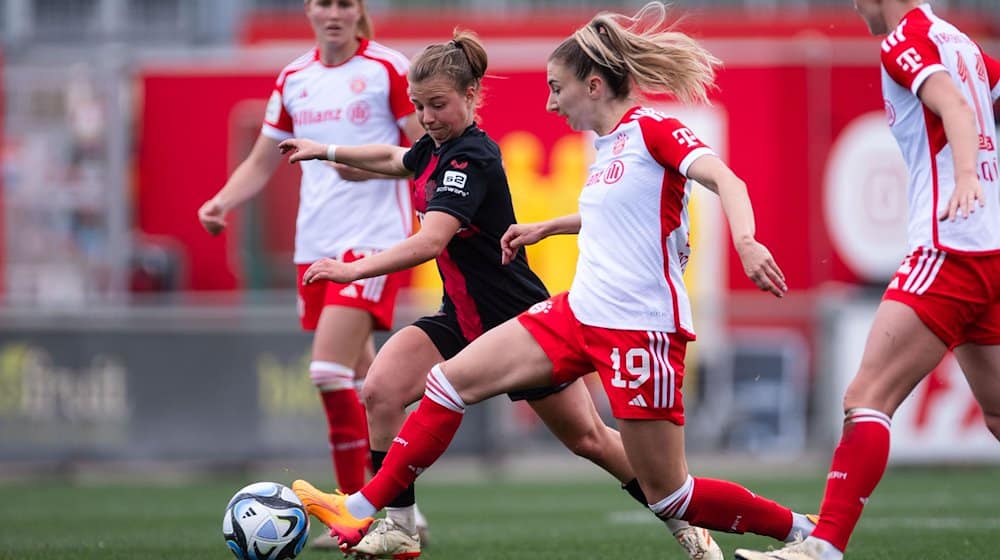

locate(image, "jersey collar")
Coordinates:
606 106 642 136
314 37 368 68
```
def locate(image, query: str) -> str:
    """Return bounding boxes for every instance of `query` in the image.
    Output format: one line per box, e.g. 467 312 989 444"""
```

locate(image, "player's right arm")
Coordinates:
500 214 581 265
198 133 283 235
278 137 411 178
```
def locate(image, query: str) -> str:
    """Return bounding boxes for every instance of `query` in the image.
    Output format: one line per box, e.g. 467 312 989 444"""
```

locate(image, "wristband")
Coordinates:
326 144 338 162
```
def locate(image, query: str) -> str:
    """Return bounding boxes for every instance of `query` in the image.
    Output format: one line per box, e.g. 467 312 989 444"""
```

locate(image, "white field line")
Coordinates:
606 511 1000 530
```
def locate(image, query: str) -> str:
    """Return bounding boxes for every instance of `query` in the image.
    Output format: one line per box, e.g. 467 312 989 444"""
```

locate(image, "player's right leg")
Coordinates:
735 300 950 560
310 306 375 494
294 317 557 547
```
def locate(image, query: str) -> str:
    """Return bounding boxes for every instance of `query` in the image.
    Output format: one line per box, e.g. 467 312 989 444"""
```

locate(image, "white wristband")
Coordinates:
326 144 338 162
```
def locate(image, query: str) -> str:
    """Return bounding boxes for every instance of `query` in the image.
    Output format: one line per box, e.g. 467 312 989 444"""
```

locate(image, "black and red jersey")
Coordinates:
403 124 549 341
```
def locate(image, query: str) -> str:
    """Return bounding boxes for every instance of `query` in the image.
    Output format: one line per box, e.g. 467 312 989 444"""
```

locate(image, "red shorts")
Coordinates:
517 292 689 423
296 249 403 332
883 247 1000 349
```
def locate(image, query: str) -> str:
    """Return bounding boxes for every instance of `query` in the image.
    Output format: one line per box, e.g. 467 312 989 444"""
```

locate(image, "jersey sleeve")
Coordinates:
880 23 947 95
261 77 294 141
425 153 490 225
388 66 415 125
637 116 715 177
981 48 1000 102
401 137 430 172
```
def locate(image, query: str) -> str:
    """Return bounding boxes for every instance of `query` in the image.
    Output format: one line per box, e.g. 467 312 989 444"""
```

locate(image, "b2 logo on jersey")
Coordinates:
442 170 467 189
895 47 924 73
672 127 700 148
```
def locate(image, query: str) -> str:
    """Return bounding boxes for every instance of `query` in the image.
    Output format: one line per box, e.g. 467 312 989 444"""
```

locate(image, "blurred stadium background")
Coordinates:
1 0 1000 540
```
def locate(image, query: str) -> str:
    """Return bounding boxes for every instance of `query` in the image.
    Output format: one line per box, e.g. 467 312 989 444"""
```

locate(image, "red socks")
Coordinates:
320 388 371 494
360 396 464 509
682 477 793 539
811 408 891 552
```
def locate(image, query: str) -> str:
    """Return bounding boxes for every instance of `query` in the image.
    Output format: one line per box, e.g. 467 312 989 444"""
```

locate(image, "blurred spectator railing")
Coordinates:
3 0 999 50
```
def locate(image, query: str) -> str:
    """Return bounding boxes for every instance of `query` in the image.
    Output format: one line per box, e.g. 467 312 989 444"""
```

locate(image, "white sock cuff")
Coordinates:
310 361 355 390
425 364 466 413
648 475 694 520
846 407 891 430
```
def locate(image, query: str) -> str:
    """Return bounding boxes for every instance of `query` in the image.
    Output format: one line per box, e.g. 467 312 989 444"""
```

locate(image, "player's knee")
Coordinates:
562 426 607 461
360 374 408 417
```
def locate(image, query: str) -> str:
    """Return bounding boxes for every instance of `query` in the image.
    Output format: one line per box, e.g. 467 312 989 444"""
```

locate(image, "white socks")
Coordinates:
345 492 377 519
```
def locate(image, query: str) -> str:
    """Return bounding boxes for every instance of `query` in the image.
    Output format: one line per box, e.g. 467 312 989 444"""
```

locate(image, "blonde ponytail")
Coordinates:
551 2 720 104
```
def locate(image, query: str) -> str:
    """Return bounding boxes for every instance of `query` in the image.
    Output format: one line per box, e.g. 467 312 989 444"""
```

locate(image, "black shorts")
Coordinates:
412 312 572 402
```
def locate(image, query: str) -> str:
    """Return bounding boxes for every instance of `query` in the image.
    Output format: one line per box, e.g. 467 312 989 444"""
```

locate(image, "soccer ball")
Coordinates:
223 482 309 560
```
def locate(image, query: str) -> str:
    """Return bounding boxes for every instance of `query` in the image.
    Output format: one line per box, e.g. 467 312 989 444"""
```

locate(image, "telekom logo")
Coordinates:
896 48 924 73
672 127 699 147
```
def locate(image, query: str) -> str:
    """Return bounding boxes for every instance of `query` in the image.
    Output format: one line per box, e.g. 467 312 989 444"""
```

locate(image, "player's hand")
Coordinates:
278 138 327 163
330 162 377 182
735 238 787 297
303 257 358 284
198 198 227 235
939 175 985 222
501 223 547 265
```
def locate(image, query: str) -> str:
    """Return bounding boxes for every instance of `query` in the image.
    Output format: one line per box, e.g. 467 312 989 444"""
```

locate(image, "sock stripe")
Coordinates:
649 475 694 520
310 361 355 388
846 408 891 430
425 365 466 413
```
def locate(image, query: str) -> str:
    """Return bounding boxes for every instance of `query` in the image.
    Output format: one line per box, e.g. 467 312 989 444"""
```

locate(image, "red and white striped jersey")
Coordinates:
261 39 414 263
880 4 1000 255
568 107 715 336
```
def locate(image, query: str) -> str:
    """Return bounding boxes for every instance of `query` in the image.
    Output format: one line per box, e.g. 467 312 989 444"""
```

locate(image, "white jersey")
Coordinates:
569 107 715 336
261 39 415 263
880 4 1000 255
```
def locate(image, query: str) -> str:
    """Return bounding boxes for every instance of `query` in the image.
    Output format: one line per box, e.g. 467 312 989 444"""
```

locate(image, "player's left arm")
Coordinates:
303 211 460 284
919 72 985 221
688 155 786 297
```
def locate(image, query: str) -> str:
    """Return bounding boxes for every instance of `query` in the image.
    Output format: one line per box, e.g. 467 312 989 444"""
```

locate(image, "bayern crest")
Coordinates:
612 132 628 155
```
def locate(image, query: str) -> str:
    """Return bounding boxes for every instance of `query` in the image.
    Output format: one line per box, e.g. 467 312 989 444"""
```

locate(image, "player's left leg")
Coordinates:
527 381 722 560
735 300 950 560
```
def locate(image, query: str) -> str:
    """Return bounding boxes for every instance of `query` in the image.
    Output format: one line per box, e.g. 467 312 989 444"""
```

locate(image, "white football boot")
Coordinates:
735 537 839 560
673 526 724 560
350 518 421 560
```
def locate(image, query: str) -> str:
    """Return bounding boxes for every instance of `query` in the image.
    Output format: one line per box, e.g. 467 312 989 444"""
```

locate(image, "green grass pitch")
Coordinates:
1 466 998 559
